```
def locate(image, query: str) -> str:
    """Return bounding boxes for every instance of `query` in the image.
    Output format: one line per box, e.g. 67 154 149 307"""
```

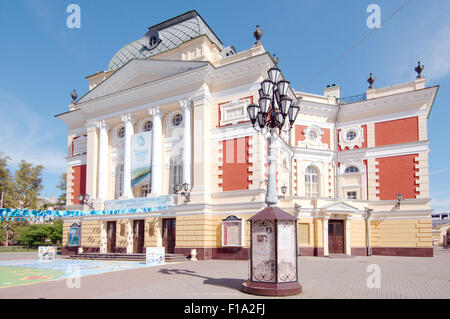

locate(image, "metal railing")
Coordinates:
338 93 367 105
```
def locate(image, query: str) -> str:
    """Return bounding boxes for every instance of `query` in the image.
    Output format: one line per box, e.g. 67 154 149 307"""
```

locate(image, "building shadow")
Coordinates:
158 268 245 291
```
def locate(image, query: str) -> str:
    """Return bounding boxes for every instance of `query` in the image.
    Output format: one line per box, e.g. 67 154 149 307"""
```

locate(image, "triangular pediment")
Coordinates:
77 59 209 103
320 201 358 213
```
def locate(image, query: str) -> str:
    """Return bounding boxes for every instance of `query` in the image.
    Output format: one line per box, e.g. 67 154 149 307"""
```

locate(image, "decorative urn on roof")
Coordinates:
367 73 376 89
253 25 263 46
242 206 302 296
415 61 424 79
70 89 77 102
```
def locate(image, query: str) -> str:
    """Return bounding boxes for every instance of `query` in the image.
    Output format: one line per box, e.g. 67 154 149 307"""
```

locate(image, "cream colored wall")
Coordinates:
370 218 432 248
79 220 102 248
350 219 367 247
297 218 314 247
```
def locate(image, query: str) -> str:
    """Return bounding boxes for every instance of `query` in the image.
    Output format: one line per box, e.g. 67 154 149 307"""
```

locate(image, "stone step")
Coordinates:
65 252 188 262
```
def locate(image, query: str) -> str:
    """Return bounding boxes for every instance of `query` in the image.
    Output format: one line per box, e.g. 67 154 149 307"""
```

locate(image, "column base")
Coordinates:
242 280 302 296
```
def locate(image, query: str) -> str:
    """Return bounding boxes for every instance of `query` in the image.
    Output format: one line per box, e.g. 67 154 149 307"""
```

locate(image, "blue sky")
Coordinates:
0 0 449 211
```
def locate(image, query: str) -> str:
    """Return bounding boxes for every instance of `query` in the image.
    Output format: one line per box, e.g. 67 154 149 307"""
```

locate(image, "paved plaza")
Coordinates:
0 248 448 299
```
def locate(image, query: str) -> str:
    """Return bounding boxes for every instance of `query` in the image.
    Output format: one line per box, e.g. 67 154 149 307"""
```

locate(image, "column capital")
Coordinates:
148 107 164 117
179 99 193 110
95 120 110 130
85 121 97 132
121 113 135 124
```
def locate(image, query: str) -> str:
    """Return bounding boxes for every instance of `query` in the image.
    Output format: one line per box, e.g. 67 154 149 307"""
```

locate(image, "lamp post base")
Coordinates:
242 280 302 296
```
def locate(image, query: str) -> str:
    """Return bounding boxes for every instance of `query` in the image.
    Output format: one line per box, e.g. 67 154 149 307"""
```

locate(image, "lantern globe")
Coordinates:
268 67 281 83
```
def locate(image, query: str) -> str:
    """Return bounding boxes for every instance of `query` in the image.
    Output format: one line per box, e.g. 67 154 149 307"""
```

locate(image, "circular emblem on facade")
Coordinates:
137 135 145 147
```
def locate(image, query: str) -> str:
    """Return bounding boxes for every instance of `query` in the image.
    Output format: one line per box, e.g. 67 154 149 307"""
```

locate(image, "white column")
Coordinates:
323 217 329 257
96 121 110 201
150 107 163 195
180 99 192 186
121 113 134 199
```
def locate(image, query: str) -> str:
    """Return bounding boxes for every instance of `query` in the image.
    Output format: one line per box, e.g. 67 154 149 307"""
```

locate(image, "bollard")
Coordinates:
190 249 197 261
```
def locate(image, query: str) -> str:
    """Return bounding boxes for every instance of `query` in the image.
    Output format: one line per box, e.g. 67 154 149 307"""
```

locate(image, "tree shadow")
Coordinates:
158 268 245 291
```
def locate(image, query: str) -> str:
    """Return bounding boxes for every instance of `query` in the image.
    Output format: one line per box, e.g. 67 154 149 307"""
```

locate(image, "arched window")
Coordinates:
143 120 153 132
345 166 359 174
169 156 183 194
305 166 319 197
114 164 124 199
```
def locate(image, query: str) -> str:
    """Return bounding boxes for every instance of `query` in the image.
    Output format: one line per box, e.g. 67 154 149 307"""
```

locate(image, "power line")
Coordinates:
302 0 413 87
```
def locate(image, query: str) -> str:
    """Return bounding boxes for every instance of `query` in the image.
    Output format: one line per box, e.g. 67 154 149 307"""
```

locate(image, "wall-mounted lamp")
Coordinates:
394 193 403 211
175 182 191 204
78 194 94 209
279 185 288 199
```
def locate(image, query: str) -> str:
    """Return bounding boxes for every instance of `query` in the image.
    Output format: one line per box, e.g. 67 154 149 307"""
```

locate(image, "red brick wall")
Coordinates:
72 165 86 204
375 117 418 147
219 137 252 191
377 154 419 200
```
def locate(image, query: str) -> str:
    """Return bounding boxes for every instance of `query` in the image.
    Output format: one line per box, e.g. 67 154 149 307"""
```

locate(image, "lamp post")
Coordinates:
247 66 300 206
175 183 191 204
78 194 93 209
243 63 302 296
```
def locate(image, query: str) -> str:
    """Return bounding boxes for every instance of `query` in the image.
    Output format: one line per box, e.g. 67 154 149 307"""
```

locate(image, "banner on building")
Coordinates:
104 195 174 210
131 131 152 187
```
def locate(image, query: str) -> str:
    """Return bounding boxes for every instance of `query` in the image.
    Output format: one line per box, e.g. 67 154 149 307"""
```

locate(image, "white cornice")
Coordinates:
338 140 429 161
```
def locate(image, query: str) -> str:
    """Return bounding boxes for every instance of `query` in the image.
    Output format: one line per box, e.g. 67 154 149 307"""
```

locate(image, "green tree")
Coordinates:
14 160 44 209
0 151 17 208
17 219 63 247
56 172 67 208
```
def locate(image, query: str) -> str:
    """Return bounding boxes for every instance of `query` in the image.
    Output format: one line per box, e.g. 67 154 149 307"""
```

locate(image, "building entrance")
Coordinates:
107 221 117 253
163 218 176 254
328 219 345 254
133 220 145 253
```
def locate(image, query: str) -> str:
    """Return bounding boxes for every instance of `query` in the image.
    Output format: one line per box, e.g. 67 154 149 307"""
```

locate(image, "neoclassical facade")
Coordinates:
57 10 438 258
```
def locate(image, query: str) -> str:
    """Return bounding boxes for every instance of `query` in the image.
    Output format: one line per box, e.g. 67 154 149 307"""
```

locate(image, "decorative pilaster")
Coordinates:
322 217 329 257
180 99 192 187
121 113 134 199
96 121 110 201
149 107 163 195
345 216 351 256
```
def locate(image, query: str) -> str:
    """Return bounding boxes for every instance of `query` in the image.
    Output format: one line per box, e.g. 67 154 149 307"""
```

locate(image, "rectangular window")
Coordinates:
347 191 357 200
141 184 151 197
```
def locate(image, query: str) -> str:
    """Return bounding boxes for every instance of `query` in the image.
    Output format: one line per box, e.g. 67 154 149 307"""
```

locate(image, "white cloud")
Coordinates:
0 89 66 174
429 167 450 175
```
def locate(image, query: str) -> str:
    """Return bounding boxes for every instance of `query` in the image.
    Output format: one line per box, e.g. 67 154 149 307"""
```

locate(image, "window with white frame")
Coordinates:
143 120 153 132
169 156 183 194
344 166 359 174
72 136 87 156
305 166 319 197
347 191 357 200
114 164 124 199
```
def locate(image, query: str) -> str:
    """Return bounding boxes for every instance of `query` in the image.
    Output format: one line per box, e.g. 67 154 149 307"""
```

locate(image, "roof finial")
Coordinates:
253 25 263 46
367 73 376 89
71 89 78 102
415 61 424 79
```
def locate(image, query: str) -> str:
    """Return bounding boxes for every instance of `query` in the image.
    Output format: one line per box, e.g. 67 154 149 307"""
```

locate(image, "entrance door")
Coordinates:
328 220 345 254
162 218 176 254
133 220 145 253
107 221 117 253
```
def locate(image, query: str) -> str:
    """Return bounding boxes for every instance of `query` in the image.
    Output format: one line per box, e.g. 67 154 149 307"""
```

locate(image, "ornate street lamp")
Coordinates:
247 66 300 206
243 61 302 297
78 194 93 209
175 183 191 204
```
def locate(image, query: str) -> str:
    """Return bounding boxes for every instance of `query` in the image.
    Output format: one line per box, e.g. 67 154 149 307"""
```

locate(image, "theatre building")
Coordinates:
56 10 438 259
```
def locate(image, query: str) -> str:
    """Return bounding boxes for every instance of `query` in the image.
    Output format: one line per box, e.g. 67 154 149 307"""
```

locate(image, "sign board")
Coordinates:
222 215 243 247
131 132 152 187
251 220 276 283
277 220 297 282
69 224 81 247
38 246 56 262
146 247 165 265
104 195 174 210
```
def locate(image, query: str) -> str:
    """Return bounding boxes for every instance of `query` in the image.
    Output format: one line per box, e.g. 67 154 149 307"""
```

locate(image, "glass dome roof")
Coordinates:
108 11 223 71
